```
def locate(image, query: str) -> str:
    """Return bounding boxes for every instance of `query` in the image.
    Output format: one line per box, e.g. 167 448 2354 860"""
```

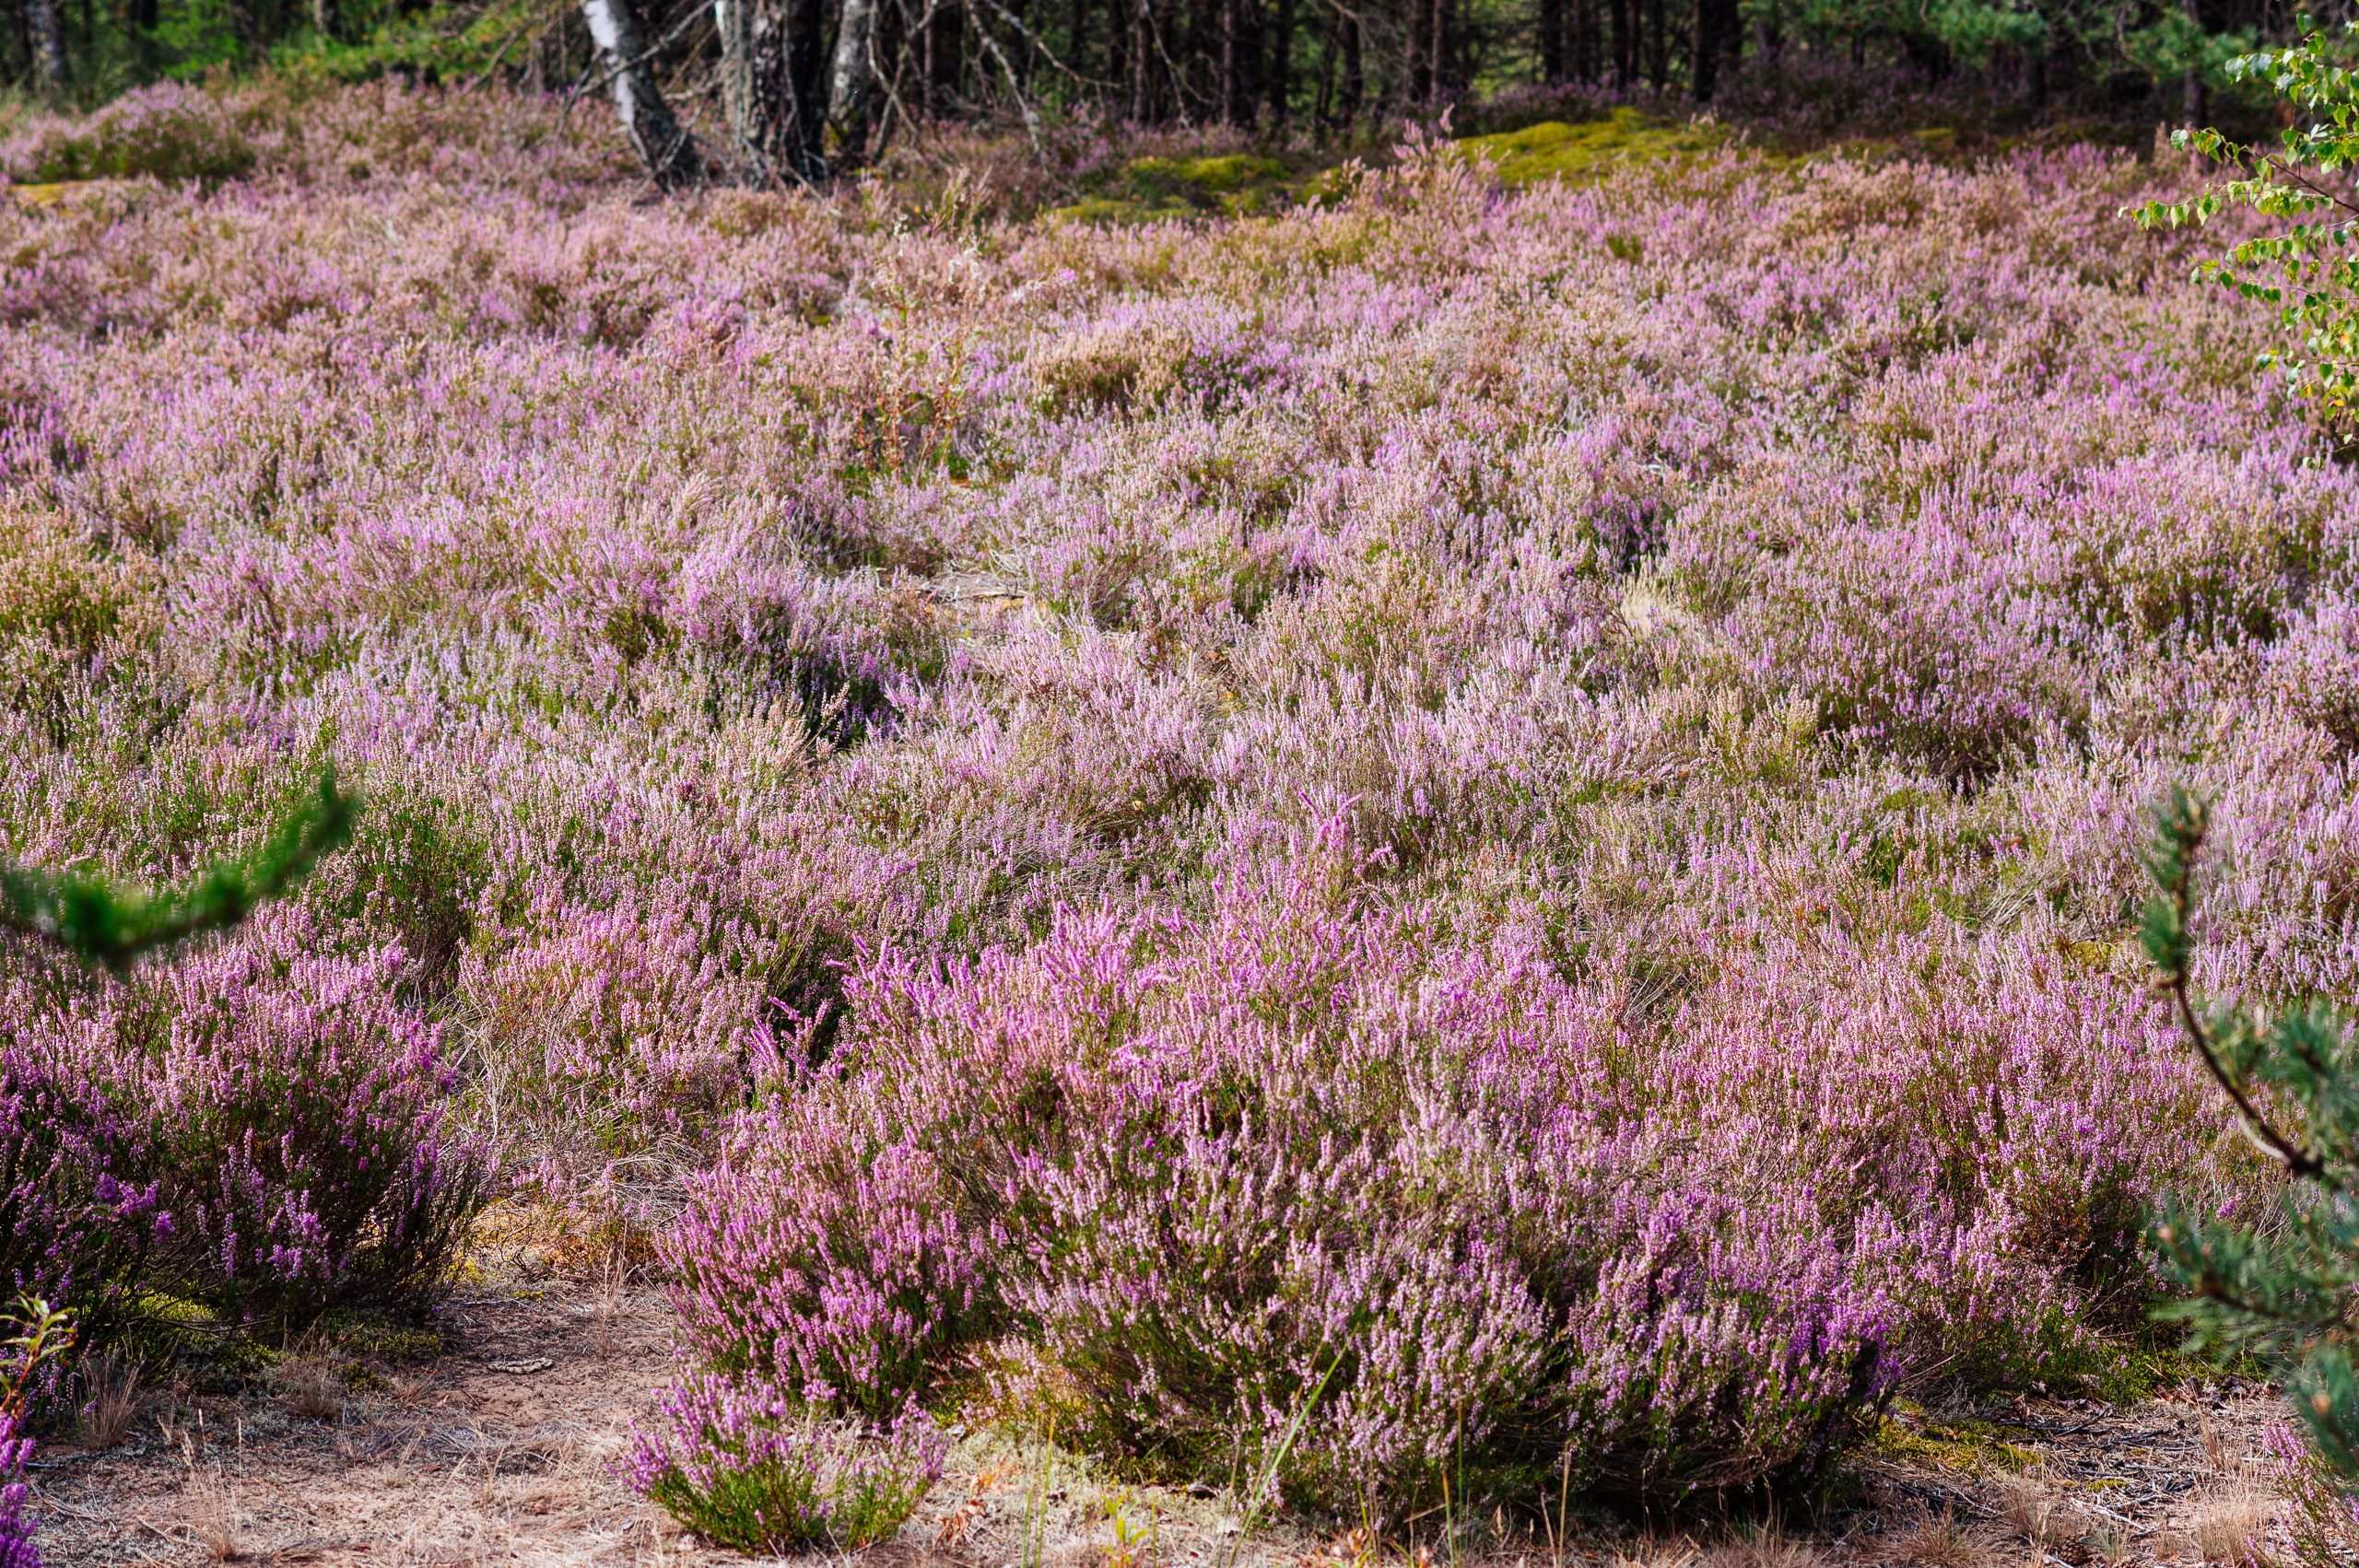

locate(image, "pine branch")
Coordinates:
2139 786 2325 1178
0 771 357 974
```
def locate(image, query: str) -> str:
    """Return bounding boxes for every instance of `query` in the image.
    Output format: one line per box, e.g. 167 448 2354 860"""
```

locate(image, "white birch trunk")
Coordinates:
581 0 704 189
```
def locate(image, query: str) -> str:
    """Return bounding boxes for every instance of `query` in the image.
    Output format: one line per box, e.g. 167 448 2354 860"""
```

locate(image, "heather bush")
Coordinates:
664 822 2223 1505
141 926 489 1325
0 914 487 1338
625 1375 945 1551
0 1298 69 1568
0 1025 167 1343
0 1411 29 1568
2 83 256 186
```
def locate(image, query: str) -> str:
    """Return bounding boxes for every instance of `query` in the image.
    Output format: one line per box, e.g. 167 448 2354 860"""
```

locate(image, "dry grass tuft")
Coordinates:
1891 1504 1986 1567
76 1350 139 1448
1609 1541 1702 1568
179 1434 245 1561
2188 1488 2275 1566
1992 1470 2064 1554
1710 1519 1819 1567
273 1356 344 1420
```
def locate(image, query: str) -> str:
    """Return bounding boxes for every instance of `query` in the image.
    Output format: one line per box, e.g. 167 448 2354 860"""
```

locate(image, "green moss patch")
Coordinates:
1050 154 1296 226
1455 108 1730 184
1872 1408 2041 1473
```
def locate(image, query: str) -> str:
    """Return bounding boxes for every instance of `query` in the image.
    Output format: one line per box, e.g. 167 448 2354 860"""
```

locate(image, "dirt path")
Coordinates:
17 1281 2337 1567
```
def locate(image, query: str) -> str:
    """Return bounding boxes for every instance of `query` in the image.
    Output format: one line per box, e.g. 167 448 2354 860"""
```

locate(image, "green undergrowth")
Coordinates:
67 1294 448 1403
1048 152 1300 225
1872 1406 2041 1473
1455 107 1731 182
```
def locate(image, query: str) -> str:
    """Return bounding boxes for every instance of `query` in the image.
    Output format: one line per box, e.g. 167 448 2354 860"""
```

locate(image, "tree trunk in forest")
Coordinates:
1406 0 1429 99
1220 0 1238 120
1126 0 1146 120
583 0 704 188
924 0 964 116
1315 12 1333 123
1690 0 1712 99
1692 0 1731 99
312 0 334 40
1428 0 1446 95
1107 0 1129 113
830 0 881 165
1265 0 1291 123
1539 0 1561 80
1339 2 1360 121
722 0 829 182
1609 0 1629 85
25 0 64 84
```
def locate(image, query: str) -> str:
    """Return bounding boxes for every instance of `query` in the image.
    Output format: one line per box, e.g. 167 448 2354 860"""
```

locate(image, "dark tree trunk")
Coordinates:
1128 0 1147 120
925 0 963 115
1338 0 1360 120
872 0 904 143
1539 0 1561 80
1609 0 1630 85
1265 0 1293 123
1690 0 1711 99
1314 6 1334 123
1106 0 1129 112
1220 0 1238 119
722 0 829 181
1572 0 1594 77
25 0 65 77
1428 0 1447 94
584 0 703 187
1146 0 1171 118
1067 0 1089 80
1692 0 1731 99
1644 0 1663 92
829 0 882 163
1407 0 1430 99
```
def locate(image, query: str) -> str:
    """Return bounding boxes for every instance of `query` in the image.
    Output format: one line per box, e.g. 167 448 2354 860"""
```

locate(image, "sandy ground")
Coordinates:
16 1276 2340 1568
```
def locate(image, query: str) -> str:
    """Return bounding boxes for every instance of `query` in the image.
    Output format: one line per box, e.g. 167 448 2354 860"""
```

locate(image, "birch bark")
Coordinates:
581 0 704 189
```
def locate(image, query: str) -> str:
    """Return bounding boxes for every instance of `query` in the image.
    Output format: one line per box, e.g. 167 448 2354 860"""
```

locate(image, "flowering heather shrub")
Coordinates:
5 82 2356 1505
0 912 486 1335
626 1375 945 1551
2 83 257 187
0 1408 33 1568
144 926 488 1324
663 825 2222 1504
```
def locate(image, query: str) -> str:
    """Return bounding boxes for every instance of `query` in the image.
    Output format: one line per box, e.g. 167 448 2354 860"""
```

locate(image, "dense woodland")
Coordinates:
0 0 2341 177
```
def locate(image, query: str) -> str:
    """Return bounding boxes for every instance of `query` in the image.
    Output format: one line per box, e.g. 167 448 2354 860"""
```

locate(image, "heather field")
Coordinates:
2 76 2357 1563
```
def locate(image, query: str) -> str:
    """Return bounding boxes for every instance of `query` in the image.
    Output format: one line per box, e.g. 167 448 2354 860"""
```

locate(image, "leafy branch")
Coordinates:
0 771 357 974
0 1295 74 1422
2128 26 2359 409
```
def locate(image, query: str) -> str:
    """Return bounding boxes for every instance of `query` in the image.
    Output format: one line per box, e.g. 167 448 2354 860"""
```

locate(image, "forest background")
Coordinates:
0 0 2318 185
